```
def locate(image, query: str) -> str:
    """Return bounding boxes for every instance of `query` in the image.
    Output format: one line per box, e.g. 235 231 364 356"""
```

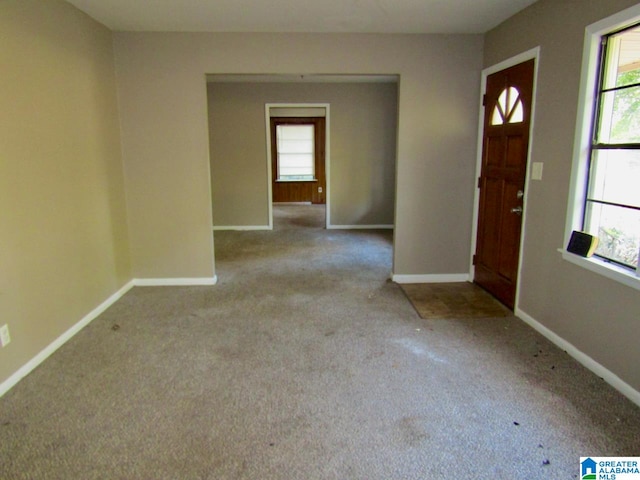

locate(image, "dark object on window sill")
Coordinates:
567 230 598 257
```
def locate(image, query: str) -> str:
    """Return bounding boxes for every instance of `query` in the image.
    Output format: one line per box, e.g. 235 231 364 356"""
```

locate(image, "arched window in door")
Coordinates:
491 86 524 125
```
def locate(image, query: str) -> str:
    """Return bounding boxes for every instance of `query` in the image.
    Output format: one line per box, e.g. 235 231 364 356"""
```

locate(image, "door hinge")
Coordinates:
482 94 487 106
472 254 477 265
477 177 482 188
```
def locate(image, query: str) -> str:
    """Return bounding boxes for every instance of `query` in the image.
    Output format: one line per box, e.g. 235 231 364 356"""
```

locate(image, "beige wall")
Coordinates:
207 81 398 227
0 1 131 384
485 0 640 391
114 32 483 277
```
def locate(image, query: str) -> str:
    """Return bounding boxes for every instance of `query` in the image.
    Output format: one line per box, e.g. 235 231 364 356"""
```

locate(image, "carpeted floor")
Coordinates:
1 204 639 479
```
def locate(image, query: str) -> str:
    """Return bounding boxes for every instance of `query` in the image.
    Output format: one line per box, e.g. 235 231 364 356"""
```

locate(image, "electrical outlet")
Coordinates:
0 324 10 347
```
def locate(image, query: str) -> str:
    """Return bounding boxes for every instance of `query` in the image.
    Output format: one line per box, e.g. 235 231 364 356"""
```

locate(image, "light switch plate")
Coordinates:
0 324 10 347
531 162 544 180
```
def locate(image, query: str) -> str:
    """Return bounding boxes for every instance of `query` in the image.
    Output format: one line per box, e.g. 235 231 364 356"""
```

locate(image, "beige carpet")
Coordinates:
1 205 639 479
400 282 511 319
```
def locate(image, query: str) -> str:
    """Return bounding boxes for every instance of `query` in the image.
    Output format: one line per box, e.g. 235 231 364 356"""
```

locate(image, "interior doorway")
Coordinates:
473 58 536 310
207 77 398 233
265 103 330 229
207 76 398 283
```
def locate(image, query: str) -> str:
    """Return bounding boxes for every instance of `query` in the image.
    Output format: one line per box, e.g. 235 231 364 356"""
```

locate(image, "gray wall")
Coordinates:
207 81 398 227
114 33 483 278
485 0 640 392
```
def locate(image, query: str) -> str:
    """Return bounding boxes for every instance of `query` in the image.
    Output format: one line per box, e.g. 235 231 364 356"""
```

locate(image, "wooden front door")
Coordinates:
271 117 326 204
474 59 534 310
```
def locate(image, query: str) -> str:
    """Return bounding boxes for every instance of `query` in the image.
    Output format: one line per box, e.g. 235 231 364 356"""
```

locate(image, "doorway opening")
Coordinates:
206 75 399 280
206 75 397 233
266 104 329 228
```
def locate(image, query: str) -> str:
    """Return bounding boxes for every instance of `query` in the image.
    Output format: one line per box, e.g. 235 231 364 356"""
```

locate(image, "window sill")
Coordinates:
276 179 318 183
559 249 640 292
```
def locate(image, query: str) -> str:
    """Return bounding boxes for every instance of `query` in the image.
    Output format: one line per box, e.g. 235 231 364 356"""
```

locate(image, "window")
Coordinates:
566 5 640 290
491 87 524 125
585 24 640 269
275 124 315 181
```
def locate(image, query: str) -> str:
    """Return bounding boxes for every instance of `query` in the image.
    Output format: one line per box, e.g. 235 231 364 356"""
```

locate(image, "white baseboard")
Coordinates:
516 307 640 408
214 224 393 231
212 226 271 231
328 224 394 230
0 280 135 398
133 276 218 286
392 273 470 284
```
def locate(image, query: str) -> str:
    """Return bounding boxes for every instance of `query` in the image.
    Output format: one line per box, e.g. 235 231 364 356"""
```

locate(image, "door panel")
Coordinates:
474 59 534 309
506 135 524 168
480 176 502 269
486 136 503 167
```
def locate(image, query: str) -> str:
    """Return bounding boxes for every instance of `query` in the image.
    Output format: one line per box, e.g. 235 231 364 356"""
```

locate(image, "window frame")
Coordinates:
270 117 319 183
274 123 316 182
563 3 640 291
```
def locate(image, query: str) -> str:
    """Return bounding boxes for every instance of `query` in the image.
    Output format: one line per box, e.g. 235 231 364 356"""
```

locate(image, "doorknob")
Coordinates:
510 206 523 215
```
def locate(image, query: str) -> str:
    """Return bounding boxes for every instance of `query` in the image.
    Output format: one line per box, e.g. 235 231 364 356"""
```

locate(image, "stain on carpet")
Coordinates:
399 282 511 319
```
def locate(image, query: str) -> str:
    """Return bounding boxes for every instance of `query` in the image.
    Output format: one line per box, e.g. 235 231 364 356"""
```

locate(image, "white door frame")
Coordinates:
265 103 330 229
468 47 540 311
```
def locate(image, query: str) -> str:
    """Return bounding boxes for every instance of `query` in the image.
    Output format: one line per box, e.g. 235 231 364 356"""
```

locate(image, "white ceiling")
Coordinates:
65 0 539 34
